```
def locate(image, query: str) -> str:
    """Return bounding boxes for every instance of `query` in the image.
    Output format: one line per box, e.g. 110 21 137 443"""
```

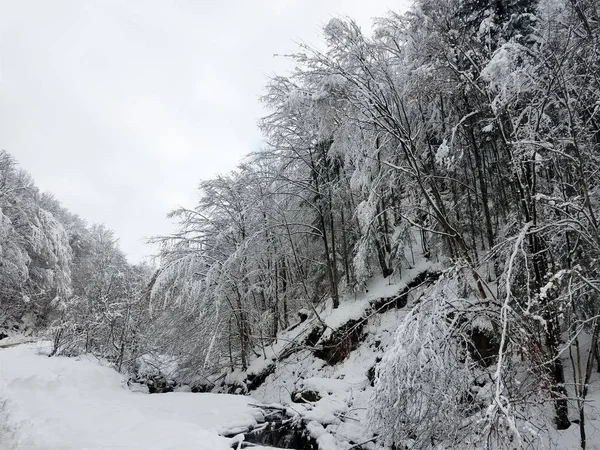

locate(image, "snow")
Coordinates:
550 330 600 450
225 369 247 386
250 283 425 448
246 315 315 377
137 352 180 380
244 264 429 379
320 259 433 341
300 377 349 396
0 342 262 450
306 422 337 450
435 139 450 166
0 335 37 349
4 262 598 450
247 260 600 449
241 255 441 448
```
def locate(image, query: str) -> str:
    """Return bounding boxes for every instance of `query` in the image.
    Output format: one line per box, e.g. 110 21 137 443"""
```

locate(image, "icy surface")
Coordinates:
0 342 262 450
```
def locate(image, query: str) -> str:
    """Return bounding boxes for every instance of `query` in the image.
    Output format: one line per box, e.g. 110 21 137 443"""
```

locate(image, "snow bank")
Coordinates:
321 260 433 341
0 342 262 450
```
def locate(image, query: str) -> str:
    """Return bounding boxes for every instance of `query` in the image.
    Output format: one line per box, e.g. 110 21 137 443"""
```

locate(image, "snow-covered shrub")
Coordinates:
369 268 548 449
368 286 478 448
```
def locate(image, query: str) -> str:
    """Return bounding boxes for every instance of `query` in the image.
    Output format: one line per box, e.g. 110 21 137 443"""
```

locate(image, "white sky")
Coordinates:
0 0 409 263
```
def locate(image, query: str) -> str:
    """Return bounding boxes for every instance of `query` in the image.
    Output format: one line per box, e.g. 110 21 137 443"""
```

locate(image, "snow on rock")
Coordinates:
320 260 433 342
245 261 439 449
251 304 410 448
300 377 349 396
225 369 248 393
306 421 338 450
0 342 262 450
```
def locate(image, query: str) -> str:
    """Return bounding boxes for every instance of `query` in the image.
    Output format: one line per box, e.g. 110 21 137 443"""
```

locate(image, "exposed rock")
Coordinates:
242 420 318 449
247 362 276 391
367 357 382 387
297 308 310 323
370 270 441 312
223 406 318 449
305 325 325 348
291 389 321 403
143 374 176 394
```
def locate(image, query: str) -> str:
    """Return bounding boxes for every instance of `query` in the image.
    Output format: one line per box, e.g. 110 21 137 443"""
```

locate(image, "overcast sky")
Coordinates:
0 0 408 263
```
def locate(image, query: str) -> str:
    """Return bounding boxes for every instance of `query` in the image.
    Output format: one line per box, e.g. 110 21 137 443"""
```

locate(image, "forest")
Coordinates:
1 0 599 448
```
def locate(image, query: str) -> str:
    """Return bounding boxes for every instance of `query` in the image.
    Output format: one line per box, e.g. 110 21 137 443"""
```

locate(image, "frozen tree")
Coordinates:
0 151 73 329
369 285 479 448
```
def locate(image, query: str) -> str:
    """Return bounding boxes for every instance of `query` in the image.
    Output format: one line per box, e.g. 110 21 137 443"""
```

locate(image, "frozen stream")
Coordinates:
0 342 279 450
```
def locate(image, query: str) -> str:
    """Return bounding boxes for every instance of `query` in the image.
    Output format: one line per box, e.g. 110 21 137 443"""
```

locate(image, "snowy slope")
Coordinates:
250 303 407 449
0 342 263 450
246 263 438 449
245 261 434 384
246 264 600 450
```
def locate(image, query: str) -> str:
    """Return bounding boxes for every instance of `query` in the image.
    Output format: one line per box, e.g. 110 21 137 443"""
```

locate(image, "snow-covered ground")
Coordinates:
0 342 264 450
246 260 434 381
3 261 600 450
251 303 407 449
248 265 435 449
247 263 600 450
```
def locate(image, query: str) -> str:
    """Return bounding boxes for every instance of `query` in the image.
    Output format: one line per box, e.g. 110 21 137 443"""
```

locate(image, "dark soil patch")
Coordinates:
314 318 366 365
305 325 325 348
469 326 500 366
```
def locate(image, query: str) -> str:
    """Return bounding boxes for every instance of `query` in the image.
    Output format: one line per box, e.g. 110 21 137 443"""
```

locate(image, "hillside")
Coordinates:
229 267 600 449
2 0 600 448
